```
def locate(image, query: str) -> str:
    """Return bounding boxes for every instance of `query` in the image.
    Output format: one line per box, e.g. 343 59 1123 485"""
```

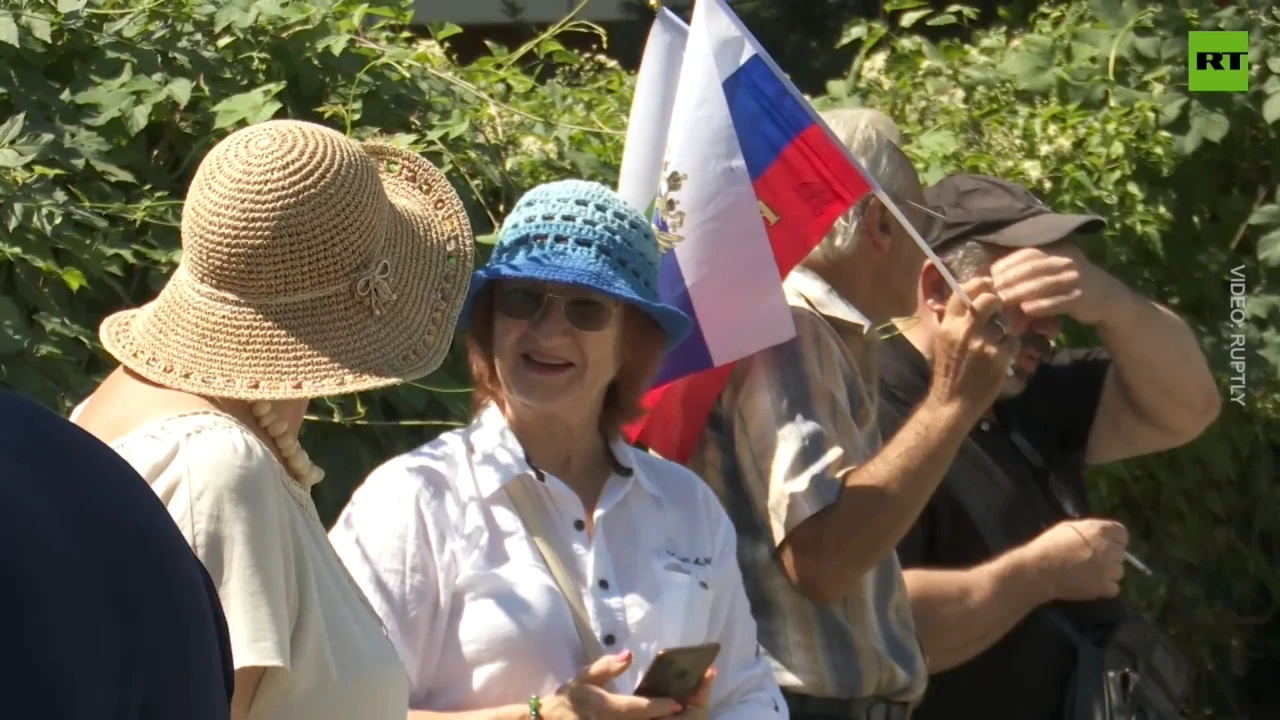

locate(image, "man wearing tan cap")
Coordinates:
881 174 1218 720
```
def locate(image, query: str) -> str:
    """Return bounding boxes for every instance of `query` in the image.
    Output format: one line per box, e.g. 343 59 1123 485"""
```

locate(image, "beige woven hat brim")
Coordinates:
100 140 474 401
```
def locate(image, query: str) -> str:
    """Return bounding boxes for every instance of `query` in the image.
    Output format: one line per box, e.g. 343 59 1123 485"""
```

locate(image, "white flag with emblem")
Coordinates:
616 7 689 214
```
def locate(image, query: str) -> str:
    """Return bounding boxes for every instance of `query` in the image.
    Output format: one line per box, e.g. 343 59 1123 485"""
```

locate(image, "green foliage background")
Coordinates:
1 0 1276 716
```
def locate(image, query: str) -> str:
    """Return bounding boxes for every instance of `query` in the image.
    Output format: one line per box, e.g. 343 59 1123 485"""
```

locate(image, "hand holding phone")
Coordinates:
634 642 721 707
544 651 683 720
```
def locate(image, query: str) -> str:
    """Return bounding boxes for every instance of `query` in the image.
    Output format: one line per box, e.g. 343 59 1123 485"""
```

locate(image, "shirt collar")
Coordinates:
466 403 658 499
784 265 872 329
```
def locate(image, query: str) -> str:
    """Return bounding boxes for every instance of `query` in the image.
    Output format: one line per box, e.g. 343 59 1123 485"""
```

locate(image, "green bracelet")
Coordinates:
528 695 541 719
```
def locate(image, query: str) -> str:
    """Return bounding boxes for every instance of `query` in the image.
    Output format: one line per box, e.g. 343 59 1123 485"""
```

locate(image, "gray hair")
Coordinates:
937 238 1007 284
805 108 919 265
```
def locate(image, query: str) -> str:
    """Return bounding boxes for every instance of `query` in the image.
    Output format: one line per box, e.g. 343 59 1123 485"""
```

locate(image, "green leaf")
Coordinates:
899 9 932 28
1248 204 1280 226
1132 35 1161 59
1259 229 1280 266
536 38 566 59
211 83 287 129
316 33 351 56
1160 93 1188 125
0 148 34 168
1189 106 1230 144
1091 0 1127 26
0 296 30 356
916 128 960 155
57 0 88 12
1264 94 1280 125
925 12 957 26
1270 57 1280 75
351 2 370 28
429 22 463 41
838 23 868 48
167 78 194 107
0 12 18 46
475 233 498 245
885 0 927 11
1173 127 1203 156
21 13 51 43
0 112 25 146
60 268 87 292
944 3 979 17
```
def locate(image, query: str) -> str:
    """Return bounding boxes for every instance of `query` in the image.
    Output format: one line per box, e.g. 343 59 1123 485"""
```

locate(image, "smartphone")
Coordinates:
634 642 721 706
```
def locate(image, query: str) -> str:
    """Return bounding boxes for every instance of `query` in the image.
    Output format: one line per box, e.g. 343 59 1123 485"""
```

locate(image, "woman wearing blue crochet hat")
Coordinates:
331 180 786 719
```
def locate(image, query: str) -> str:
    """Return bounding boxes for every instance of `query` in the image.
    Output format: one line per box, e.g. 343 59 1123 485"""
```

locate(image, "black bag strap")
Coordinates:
941 436 1090 647
878 397 1090 648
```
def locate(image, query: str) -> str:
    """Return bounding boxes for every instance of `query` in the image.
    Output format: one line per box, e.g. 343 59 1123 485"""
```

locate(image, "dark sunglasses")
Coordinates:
494 285 617 332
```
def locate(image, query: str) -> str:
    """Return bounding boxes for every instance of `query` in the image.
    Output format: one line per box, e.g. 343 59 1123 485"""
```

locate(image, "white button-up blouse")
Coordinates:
329 404 786 717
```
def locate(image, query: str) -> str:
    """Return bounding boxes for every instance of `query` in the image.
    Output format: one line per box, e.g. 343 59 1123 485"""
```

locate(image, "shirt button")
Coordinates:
603 633 616 646
573 519 585 532
979 420 991 432
598 578 610 590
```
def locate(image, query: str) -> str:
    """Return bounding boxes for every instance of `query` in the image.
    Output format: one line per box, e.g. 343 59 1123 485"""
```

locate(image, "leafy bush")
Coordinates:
0 0 632 521
817 0 1279 714
2 0 1276 714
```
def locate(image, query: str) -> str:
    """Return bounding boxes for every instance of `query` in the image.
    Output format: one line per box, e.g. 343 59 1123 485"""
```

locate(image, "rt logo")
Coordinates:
1188 31 1249 92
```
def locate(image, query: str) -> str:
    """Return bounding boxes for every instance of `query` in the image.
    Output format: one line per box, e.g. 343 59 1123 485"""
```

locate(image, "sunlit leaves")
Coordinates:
0 0 634 528
0 12 18 46
211 83 286 129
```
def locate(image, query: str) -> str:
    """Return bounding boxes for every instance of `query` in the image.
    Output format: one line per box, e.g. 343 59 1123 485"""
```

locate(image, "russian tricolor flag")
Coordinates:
624 0 878 463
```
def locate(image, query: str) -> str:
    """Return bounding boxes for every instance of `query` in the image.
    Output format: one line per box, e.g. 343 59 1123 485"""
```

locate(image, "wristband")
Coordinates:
528 695 541 719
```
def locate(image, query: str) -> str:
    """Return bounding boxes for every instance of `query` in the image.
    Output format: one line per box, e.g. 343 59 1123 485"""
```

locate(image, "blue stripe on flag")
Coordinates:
722 55 816 182
654 252 713 386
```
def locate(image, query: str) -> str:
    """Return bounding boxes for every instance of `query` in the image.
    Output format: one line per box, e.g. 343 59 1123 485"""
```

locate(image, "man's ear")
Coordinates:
921 261 949 313
863 198 893 253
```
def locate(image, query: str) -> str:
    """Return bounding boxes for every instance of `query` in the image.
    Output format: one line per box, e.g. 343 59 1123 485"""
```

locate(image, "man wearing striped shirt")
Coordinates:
689 108 1019 720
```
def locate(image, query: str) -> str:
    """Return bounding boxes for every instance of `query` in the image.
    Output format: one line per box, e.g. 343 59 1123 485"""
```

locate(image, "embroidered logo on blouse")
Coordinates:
665 550 712 567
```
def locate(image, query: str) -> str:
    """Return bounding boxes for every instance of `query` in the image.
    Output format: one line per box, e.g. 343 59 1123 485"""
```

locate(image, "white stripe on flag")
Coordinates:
664 3 793 366
616 8 688 213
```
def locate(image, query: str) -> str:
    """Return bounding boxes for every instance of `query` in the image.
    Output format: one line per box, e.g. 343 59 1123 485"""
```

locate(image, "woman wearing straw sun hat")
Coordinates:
73 119 474 720
328 180 785 719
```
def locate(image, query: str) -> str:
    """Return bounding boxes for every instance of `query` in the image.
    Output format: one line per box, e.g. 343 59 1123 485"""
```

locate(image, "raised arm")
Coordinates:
989 244 1220 466
736 281 1014 604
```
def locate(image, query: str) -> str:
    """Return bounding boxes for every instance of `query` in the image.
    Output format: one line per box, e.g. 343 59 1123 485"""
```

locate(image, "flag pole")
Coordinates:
874 190 974 308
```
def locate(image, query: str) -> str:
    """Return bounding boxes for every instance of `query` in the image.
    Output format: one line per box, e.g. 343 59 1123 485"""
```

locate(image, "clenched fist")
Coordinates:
927 278 1021 422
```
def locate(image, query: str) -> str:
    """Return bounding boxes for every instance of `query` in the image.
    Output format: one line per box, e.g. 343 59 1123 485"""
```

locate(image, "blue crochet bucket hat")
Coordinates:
461 179 692 349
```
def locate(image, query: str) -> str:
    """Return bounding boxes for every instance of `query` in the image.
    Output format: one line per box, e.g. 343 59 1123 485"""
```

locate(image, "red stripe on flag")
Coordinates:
625 364 736 463
753 124 874 276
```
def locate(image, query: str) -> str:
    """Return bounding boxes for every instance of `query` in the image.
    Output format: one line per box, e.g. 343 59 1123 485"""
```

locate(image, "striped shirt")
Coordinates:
688 266 928 703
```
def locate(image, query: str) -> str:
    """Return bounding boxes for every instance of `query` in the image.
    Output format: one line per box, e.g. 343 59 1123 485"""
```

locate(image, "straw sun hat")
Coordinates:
100 119 475 401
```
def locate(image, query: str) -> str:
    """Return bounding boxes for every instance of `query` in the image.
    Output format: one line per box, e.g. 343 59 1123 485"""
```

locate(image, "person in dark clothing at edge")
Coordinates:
879 174 1220 720
0 388 234 719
